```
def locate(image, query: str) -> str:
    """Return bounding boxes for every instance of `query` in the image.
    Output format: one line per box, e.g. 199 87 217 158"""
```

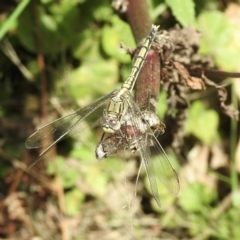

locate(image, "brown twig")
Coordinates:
135 49 161 111
7 151 29 195
31 1 68 240
125 0 152 42
112 0 152 42
118 0 161 110
32 0 48 118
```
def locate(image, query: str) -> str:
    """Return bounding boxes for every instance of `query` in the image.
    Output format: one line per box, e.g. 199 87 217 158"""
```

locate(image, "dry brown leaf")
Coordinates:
180 145 217 190
210 144 229 169
172 61 205 89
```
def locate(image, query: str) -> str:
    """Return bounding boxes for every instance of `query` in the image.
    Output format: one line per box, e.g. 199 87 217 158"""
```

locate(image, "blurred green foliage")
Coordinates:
198 10 240 71
165 0 195 26
185 101 219 145
179 182 217 212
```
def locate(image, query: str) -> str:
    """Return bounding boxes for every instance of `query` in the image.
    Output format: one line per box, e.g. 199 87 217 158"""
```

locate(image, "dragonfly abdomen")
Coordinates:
121 25 159 92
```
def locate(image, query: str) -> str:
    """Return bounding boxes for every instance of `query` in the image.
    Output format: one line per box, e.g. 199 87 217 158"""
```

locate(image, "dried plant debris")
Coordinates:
124 25 239 120
112 0 129 21
171 61 206 90
120 25 239 154
168 26 214 67
161 26 239 120
112 0 128 14
202 74 239 120
158 26 239 152
0 192 33 237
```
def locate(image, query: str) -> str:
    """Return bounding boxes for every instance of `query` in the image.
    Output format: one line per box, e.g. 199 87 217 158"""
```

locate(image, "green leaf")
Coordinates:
188 213 208 235
47 156 65 175
70 144 95 162
72 28 101 61
61 168 79 188
157 91 168 119
47 156 79 188
150 3 167 21
101 16 135 63
60 59 118 101
0 0 30 40
179 182 216 212
65 189 85 216
101 157 124 174
185 101 219 145
17 3 81 55
232 190 240 208
198 11 240 71
86 164 109 197
93 4 113 21
40 0 54 3
165 0 196 27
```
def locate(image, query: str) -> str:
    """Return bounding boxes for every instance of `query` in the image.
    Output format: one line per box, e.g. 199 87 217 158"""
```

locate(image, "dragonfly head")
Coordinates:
100 117 121 133
100 110 121 133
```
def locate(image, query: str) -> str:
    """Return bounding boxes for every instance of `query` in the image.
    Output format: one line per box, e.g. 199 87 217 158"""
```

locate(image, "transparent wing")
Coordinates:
26 91 114 168
123 91 180 205
138 138 162 206
149 134 180 195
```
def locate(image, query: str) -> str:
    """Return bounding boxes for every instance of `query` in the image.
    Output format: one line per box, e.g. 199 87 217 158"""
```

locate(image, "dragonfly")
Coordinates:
26 24 159 168
25 24 180 206
96 108 179 207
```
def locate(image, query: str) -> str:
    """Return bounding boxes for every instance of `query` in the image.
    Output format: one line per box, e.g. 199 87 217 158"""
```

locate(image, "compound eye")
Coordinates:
109 119 120 131
100 117 107 127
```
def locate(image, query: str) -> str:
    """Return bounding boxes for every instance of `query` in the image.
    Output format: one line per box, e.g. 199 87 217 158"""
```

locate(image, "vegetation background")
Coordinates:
0 0 240 239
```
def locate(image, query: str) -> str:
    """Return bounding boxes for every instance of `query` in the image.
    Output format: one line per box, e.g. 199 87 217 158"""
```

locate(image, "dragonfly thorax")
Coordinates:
100 90 128 133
